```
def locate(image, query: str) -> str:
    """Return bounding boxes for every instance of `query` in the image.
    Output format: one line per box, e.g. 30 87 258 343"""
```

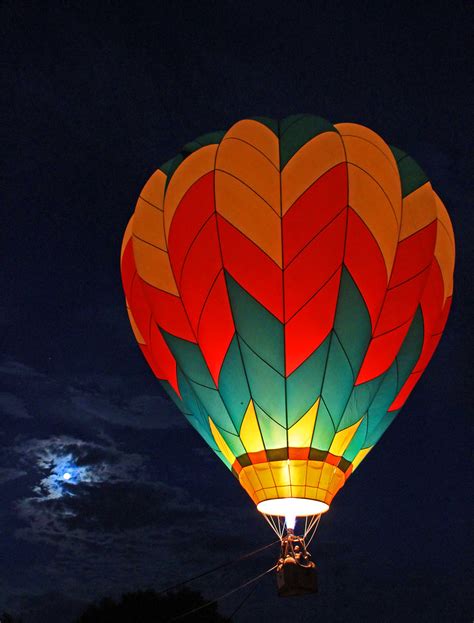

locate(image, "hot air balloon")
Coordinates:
120 115 455 594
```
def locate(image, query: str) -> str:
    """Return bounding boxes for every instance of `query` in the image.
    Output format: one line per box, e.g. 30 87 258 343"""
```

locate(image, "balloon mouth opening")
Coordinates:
257 497 329 521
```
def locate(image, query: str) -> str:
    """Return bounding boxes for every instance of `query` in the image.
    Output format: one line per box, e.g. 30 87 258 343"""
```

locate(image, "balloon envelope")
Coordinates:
121 116 455 517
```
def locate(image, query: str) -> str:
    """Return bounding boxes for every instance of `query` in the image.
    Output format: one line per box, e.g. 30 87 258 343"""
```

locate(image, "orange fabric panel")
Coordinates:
223 119 280 169
164 145 217 240
340 134 401 224
121 216 134 262
281 131 346 214
335 123 398 175
132 236 178 295
216 135 280 214
282 163 347 266
133 197 166 251
284 210 346 319
214 169 283 266
347 163 399 277
285 268 341 375
197 271 235 386
121 236 136 298
399 182 436 240
217 215 284 321
139 168 167 210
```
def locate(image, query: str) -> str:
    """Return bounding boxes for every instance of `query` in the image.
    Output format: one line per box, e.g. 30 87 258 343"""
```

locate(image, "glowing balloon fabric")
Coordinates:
121 116 454 514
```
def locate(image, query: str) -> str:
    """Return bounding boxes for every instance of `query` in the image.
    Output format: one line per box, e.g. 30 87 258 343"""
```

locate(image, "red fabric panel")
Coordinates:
168 172 215 284
197 271 235 385
283 163 348 266
179 217 222 332
376 268 430 335
389 221 437 287
344 209 387 331
148 321 179 394
217 215 284 321
326 453 340 466
284 210 346 320
288 447 310 460
249 450 268 465
129 274 151 344
141 281 195 342
356 320 412 384
121 238 136 299
285 268 341 375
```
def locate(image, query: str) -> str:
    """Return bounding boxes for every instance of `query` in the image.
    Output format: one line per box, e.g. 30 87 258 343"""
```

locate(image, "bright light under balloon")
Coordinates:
257 497 329 521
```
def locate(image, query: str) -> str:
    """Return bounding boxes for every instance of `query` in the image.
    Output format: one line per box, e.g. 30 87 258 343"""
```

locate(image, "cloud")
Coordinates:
0 467 27 484
0 392 32 419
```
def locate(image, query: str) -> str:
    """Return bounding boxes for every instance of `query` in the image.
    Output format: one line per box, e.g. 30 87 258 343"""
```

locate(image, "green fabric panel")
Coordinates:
343 417 368 462
238 338 287 427
286 334 331 427
364 409 399 448
321 332 355 429
159 379 192 416
279 114 336 169
161 330 215 388
217 335 250 431
190 380 241 437
395 307 424 391
389 145 407 163
225 273 285 375
334 268 372 377
159 153 184 186
365 364 399 445
393 151 429 198
338 376 385 431
254 403 288 450
175 370 218 452
210 421 247 459
311 398 336 451
337 391 364 431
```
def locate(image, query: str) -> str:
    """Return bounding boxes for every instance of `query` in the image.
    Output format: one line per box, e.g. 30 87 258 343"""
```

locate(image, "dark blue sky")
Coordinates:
1 2 473 621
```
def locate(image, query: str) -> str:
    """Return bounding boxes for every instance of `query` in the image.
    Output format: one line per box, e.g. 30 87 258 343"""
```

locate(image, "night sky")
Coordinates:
2 2 473 622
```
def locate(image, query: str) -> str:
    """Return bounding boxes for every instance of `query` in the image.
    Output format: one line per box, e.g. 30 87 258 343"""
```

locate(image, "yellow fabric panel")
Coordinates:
288 398 320 448
352 447 372 471
319 463 338 491
270 461 291 488
340 135 402 225
292 485 306 498
330 418 363 457
239 400 265 454
288 461 307 487
281 131 346 215
163 145 218 240
306 461 323 489
237 460 345 508
209 419 236 467
254 463 277 489
133 197 167 251
335 123 398 175
132 237 178 295
126 305 145 345
139 168 166 209
348 164 398 276
399 182 436 240
216 138 280 214
434 215 455 299
121 216 134 261
223 119 280 169
215 170 283 266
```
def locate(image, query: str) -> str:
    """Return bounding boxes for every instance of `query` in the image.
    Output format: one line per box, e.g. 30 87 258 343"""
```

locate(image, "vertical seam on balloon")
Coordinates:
220 136 280 171
174 212 215 287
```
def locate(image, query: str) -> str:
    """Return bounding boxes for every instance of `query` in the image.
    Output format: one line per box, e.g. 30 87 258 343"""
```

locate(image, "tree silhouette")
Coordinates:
75 587 230 623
